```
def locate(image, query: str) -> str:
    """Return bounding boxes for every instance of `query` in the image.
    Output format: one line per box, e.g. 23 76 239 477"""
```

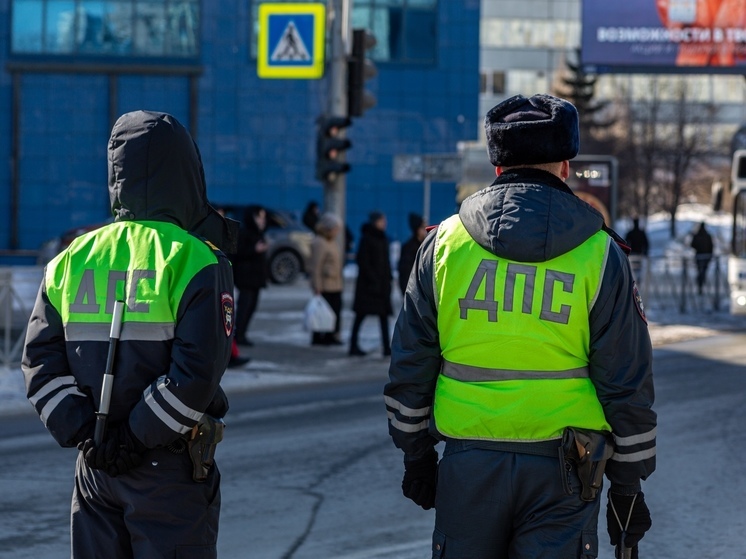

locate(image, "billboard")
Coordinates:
582 1 746 73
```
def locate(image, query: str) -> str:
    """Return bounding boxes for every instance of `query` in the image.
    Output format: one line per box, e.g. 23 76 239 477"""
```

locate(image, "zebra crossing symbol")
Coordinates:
258 3 326 79
271 21 311 62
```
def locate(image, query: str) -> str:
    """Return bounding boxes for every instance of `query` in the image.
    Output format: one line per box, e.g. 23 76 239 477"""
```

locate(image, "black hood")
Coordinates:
107 110 238 252
458 168 603 262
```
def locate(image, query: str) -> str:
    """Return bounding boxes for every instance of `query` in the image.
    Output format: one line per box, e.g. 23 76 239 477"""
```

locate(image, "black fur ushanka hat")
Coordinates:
484 94 579 167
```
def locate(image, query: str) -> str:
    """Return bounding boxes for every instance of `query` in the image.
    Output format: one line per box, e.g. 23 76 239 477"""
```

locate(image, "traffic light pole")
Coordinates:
325 0 350 259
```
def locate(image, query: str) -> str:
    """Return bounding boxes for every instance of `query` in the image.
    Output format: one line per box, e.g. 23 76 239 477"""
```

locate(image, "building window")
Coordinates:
492 71 505 94
507 70 548 97
249 0 437 64
352 0 437 63
481 18 579 50
479 70 506 95
11 0 200 58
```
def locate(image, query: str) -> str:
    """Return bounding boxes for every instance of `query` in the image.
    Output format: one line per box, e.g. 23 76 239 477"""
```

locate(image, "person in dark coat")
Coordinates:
625 217 649 282
691 221 714 294
231 205 268 346
397 213 427 294
625 218 649 256
302 200 320 232
349 211 393 357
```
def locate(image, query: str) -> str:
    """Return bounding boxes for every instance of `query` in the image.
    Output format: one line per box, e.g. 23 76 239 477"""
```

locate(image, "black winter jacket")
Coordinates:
22 111 233 449
385 168 656 491
231 207 268 291
353 223 393 316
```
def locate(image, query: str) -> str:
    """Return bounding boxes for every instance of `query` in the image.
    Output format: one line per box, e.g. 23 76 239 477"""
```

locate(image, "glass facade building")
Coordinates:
0 0 480 255
478 0 746 145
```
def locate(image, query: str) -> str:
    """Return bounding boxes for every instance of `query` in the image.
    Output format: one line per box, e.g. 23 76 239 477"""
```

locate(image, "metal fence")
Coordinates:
631 254 730 316
0 256 735 367
0 267 42 368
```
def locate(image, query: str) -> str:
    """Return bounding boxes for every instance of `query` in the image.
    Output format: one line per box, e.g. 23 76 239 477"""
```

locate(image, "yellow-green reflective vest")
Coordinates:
45 221 217 336
433 215 611 442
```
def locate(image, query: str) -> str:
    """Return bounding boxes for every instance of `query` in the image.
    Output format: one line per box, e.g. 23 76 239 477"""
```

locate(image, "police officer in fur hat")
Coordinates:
385 94 656 558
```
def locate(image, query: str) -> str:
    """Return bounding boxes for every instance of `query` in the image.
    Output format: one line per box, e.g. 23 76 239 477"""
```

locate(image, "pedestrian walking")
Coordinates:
21 110 236 558
625 217 649 257
385 94 656 558
625 217 649 283
309 212 344 345
397 212 427 295
302 200 320 232
349 211 393 357
232 205 269 346
690 221 714 295
228 337 251 368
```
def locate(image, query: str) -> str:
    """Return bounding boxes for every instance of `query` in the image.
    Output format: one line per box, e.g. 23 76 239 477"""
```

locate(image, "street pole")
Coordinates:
423 175 431 226
325 0 350 259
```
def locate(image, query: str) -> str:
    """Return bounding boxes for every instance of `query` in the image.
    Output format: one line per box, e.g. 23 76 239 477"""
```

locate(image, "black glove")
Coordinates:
402 449 438 510
77 423 147 477
607 489 652 556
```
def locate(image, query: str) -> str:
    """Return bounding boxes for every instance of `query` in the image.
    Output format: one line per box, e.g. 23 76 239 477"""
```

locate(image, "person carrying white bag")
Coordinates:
306 213 344 345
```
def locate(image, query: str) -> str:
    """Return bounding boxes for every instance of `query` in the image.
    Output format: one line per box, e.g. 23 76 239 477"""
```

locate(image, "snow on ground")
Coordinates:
616 202 732 259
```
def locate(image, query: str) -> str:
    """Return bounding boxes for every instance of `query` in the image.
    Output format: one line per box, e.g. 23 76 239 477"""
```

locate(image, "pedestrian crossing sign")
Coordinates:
257 3 326 79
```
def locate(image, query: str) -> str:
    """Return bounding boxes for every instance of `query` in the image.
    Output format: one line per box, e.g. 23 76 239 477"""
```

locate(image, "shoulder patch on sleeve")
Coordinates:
221 292 234 337
633 281 647 324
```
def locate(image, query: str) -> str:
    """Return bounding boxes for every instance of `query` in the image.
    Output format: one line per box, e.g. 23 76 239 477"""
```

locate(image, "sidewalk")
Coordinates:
2 276 744 417
0 278 394 417
221 278 392 393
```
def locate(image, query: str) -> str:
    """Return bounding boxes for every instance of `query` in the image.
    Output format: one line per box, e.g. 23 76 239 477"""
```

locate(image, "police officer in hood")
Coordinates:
22 111 238 558
384 94 656 558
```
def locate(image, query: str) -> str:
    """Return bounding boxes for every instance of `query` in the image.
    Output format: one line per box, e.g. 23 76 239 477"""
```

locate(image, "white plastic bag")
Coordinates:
303 295 336 332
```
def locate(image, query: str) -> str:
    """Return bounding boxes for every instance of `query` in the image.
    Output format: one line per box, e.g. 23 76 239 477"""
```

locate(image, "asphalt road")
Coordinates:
3 275 746 558
2 333 746 558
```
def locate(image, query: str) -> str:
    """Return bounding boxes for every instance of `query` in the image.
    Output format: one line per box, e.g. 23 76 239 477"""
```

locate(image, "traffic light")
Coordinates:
347 29 377 117
315 115 352 181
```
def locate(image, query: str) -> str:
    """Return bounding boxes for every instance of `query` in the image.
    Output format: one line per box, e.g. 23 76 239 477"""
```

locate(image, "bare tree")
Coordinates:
656 79 719 237
605 76 722 236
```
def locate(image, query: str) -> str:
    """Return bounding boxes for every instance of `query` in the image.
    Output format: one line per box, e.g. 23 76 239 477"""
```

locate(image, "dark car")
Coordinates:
38 208 314 286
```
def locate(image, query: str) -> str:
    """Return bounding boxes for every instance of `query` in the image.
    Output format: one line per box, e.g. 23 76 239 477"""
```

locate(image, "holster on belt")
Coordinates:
562 427 615 501
187 415 225 483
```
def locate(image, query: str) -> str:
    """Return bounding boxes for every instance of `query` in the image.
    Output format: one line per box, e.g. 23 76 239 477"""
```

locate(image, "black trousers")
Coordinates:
235 287 261 341
432 442 600 559
349 312 390 353
694 256 711 293
72 447 221 558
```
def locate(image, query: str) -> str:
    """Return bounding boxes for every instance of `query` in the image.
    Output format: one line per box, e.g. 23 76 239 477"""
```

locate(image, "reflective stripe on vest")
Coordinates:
432 215 611 442
45 220 216 338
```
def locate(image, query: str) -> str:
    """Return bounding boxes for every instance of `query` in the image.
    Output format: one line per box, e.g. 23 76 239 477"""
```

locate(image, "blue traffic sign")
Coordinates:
258 3 326 79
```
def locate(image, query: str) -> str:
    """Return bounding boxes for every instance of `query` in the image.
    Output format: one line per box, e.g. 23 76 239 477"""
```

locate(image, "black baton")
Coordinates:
93 300 125 446
611 493 637 559
617 534 632 559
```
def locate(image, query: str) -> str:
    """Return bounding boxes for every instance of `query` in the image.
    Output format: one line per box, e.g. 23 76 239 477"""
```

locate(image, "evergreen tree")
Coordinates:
553 50 615 153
